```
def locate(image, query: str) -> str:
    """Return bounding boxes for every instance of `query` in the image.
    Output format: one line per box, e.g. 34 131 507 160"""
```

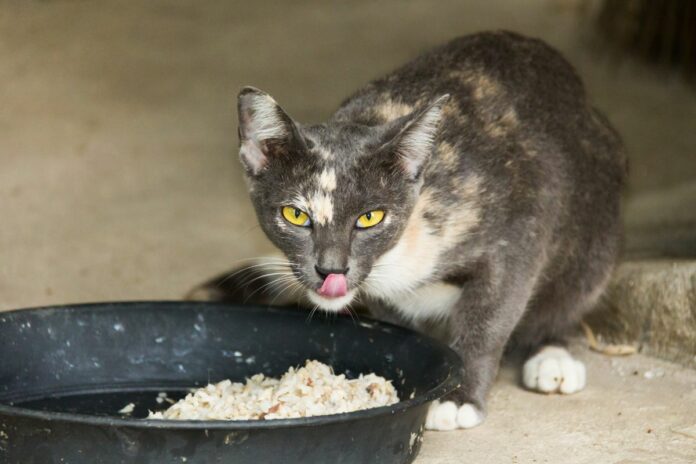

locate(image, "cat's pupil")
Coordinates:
294 209 301 218
365 212 372 220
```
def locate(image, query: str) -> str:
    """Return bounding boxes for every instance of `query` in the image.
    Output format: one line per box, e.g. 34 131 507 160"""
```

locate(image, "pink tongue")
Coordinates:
318 273 348 298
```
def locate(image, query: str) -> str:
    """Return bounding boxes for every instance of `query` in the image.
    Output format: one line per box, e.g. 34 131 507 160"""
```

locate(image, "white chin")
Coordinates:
306 289 356 312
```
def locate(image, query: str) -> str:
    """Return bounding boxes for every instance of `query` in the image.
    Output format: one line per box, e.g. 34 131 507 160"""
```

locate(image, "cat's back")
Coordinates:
334 31 625 196
334 31 588 127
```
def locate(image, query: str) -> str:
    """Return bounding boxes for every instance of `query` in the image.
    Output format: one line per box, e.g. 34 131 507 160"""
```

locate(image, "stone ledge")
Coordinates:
624 181 696 259
587 259 696 369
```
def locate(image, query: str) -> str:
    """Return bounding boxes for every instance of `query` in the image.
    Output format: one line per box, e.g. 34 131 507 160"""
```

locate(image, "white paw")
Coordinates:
523 346 586 394
425 401 484 431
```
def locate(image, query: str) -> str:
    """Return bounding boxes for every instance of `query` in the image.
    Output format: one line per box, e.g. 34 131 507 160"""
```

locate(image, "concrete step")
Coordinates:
624 181 696 259
587 259 696 369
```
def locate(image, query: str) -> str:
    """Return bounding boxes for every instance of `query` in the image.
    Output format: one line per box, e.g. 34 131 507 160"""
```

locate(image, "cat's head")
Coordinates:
237 87 448 311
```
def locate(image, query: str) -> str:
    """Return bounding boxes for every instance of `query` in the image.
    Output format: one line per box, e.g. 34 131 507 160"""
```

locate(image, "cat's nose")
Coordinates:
315 265 349 280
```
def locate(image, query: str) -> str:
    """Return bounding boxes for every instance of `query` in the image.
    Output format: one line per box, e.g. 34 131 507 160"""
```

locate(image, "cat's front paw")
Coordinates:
424 400 485 430
522 346 586 394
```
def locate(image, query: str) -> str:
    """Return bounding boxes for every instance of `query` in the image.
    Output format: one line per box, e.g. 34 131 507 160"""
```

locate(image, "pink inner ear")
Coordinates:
240 140 267 174
318 274 348 298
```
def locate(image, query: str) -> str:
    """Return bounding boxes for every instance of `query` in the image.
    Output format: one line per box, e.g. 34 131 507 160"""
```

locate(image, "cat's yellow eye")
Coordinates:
282 206 311 227
356 210 385 229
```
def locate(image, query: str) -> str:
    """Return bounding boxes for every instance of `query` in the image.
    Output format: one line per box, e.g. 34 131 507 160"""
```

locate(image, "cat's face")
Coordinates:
237 87 447 311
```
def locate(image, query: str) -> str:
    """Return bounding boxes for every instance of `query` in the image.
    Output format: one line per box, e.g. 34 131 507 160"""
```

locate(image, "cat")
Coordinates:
189 31 626 430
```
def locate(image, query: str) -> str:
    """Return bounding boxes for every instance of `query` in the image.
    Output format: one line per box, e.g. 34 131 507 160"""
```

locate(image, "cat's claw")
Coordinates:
522 346 586 394
425 401 484 430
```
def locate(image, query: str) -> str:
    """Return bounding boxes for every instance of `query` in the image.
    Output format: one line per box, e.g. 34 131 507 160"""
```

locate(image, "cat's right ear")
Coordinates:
379 94 449 181
237 87 302 176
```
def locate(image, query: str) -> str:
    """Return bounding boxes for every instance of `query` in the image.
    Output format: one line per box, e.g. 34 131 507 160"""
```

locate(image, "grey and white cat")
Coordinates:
191 31 625 430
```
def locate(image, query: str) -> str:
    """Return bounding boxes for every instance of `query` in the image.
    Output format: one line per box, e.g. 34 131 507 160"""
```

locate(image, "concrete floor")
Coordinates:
420 345 696 464
1 1 695 462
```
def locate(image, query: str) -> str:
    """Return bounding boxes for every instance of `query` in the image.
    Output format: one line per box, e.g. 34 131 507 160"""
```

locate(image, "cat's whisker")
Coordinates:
269 279 302 306
215 264 284 286
247 271 294 289
221 257 291 269
215 260 292 288
266 279 298 306
234 267 295 289
270 276 302 294
343 303 360 325
261 276 298 295
237 271 293 298
292 286 306 304
306 303 321 324
242 273 297 303
285 280 305 300
241 271 294 287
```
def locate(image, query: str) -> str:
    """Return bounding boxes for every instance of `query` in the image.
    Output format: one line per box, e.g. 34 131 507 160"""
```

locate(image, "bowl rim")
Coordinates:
0 300 463 430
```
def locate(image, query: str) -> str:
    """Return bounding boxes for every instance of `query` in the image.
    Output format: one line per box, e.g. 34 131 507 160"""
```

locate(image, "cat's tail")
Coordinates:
184 255 307 307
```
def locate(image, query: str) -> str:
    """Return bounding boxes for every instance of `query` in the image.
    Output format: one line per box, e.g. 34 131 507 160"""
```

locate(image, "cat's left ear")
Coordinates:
387 95 450 180
237 87 303 176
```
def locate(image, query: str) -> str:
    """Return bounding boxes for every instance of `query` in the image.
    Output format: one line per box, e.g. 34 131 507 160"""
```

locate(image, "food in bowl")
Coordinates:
148 360 399 420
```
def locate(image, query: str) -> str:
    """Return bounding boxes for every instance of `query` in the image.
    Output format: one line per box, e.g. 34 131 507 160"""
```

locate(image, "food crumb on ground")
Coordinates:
643 368 665 379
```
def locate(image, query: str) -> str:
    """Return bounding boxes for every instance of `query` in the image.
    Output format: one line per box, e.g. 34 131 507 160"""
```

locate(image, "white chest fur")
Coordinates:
361 190 467 321
388 282 462 322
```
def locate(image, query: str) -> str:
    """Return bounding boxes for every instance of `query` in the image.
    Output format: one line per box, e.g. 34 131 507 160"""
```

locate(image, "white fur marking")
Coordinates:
425 401 484 431
425 401 458 431
318 168 337 192
457 403 484 429
306 289 357 312
375 100 414 122
308 191 334 226
316 146 333 159
523 346 586 394
391 282 461 322
290 193 333 226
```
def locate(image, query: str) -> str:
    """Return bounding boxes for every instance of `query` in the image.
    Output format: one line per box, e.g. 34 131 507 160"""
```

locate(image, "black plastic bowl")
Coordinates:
0 302 462 464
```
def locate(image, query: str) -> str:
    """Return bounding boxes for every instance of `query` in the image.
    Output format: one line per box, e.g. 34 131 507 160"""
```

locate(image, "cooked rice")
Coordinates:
118 402 135 415
148 360 399 420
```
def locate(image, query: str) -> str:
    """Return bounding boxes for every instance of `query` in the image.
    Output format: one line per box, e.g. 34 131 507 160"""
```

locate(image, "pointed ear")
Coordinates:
237 87 302 176
388 95 449 179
